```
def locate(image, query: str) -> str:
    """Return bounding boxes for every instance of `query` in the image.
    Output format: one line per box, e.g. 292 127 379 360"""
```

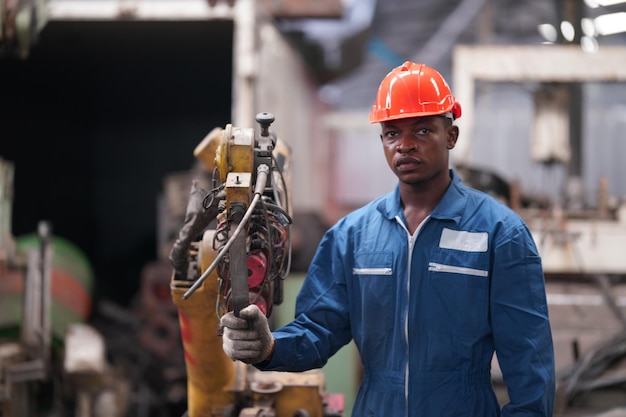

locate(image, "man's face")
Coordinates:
380 116 458 186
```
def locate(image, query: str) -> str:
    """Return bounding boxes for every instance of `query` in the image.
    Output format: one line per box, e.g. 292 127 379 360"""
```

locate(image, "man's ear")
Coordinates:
447 125 459 149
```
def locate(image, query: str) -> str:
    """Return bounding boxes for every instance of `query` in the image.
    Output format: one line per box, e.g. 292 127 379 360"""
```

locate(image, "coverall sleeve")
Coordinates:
491 223 555 416
257 226 353 372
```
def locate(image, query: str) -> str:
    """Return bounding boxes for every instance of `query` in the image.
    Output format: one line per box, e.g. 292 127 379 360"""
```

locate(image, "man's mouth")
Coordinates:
396 157 420 171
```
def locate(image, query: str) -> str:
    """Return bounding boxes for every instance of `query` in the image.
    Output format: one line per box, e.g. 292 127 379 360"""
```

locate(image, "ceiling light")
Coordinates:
581 35 599 52
594 12 626 35
561 21 576 42
581 18 596 36
584 0 626 6
538 23 558 42
597 0 626 6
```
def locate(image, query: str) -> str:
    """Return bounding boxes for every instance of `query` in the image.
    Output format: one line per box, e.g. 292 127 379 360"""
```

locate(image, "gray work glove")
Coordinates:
220 304 275 364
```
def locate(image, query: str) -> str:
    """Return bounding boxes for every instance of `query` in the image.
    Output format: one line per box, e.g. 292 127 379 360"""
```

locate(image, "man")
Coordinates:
220 61 555 416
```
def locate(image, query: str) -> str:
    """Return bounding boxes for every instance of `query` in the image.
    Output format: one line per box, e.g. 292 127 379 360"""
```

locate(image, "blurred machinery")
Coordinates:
0 157 129 417
168 113 343 417
0 156 192 417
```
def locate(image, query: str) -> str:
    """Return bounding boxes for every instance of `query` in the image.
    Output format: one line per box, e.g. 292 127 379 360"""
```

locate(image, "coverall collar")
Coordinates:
378 169 466 225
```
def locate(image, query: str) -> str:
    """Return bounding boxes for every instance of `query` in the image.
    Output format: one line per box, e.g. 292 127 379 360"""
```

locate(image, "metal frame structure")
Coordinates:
452 44 626 164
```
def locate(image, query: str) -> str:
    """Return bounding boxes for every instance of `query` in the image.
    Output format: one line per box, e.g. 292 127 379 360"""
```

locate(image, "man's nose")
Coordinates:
396 133 416 153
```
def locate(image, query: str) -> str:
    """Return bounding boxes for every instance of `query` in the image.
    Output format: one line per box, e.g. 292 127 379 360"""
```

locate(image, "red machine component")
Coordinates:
247 250 267 288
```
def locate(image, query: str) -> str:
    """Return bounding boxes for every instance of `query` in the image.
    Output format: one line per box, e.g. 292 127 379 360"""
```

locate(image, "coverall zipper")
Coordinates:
395 215 430 417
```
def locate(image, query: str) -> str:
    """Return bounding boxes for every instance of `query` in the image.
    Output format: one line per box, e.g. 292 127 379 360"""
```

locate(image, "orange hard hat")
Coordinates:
369 61 462 124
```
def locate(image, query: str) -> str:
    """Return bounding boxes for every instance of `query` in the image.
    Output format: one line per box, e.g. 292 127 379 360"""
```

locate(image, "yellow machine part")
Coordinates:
195 124 255 220
249 370 327 417
171 230 242 417
194 124 254 184
225 172 252 214
193 124 293 218
218 125 254 184
193 127 223 171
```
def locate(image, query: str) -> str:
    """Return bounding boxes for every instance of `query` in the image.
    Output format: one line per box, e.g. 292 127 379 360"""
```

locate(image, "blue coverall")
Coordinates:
259 170 555 416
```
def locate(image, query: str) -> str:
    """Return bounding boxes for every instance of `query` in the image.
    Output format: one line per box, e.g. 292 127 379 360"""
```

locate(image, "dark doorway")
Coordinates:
0 19 234 306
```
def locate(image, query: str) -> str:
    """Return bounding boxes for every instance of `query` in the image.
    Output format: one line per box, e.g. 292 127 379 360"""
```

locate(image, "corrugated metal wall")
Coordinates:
468 81 626 207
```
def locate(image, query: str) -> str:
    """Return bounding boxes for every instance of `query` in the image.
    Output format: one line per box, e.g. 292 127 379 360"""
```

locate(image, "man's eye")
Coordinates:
414 128 429 135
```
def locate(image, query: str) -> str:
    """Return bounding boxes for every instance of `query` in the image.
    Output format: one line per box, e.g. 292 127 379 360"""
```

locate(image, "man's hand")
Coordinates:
220 304 274 364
